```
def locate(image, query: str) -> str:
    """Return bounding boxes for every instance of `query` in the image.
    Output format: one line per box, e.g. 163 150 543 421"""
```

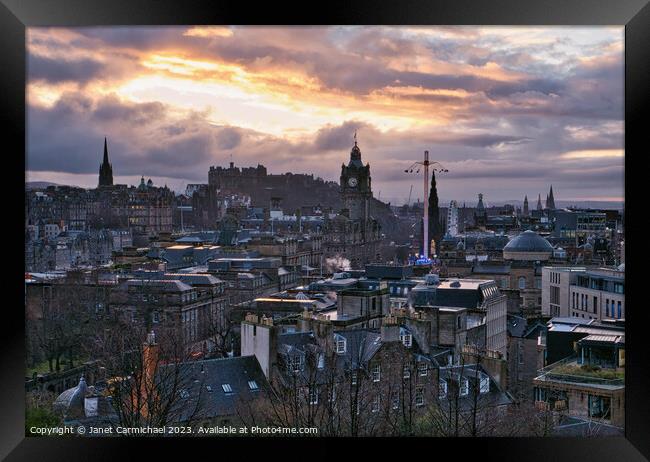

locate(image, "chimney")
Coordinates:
241 314 278 379
139 330 159 417
381 315 400 343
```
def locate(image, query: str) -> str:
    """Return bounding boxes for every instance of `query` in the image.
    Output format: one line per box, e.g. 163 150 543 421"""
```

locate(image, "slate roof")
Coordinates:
164 273 223 286
507 315 528 338
159 355 270 422
126 279 193 292
438 364 513 409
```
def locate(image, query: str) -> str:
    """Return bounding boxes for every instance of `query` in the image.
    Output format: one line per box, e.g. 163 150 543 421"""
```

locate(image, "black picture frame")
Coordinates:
2 0 648 460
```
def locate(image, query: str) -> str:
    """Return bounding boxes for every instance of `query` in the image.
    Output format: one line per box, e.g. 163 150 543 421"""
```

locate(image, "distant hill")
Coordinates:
25 181 60 190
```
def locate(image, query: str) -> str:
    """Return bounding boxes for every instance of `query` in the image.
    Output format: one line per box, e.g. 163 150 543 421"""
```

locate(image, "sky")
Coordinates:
26 26 624 205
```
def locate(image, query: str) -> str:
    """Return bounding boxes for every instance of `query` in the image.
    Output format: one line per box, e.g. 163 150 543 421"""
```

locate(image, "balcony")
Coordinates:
535 356 624 387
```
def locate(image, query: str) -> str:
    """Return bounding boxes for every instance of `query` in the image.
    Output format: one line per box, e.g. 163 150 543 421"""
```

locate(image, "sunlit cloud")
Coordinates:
183 26 234 38
560 149 624 160
25 26 624 202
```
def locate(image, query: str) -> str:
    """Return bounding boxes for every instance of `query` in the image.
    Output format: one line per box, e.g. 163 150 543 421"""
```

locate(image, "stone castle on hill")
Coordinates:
206 160 399 238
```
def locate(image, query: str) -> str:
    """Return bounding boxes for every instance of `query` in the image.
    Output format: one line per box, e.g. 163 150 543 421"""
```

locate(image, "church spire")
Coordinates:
547 185 555 210
98 137 114 187
537 193 543 211
103 137 109 164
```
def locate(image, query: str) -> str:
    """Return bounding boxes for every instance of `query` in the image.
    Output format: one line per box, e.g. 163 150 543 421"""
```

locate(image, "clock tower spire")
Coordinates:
340 133 372 221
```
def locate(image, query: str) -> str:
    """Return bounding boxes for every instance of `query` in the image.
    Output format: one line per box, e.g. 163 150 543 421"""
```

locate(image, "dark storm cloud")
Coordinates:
28 54 105 84
91 95 166 125
313 121 373 151
28 93 221 179
70 27 185 50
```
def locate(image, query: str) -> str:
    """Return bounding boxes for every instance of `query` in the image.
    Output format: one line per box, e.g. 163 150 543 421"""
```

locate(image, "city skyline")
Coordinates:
27 26 624 203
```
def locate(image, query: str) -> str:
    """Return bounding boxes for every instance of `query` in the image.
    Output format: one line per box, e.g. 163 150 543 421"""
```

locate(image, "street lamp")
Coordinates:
404 151 448 260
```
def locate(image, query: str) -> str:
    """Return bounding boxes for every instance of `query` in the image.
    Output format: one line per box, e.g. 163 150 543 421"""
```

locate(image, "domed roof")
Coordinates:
54 376 87 418
503 230 553 253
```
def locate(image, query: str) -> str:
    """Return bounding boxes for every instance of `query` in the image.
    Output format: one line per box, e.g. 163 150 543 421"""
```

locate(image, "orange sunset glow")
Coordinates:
26 26 624 204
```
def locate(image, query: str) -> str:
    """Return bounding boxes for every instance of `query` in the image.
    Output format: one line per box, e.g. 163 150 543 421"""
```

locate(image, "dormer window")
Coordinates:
222 383 233 394
418 363 428 377
351 371 358 385
317 353 325 369
248 380 259 391
403 366 411 379
400 333 412 347
480 376 490 394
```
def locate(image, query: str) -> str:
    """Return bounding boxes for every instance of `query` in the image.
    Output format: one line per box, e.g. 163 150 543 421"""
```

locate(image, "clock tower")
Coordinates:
340 134 372 221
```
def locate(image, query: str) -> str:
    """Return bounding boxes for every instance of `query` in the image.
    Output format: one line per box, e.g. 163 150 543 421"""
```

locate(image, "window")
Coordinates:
415 387 425 407
400 333 412 347
206 385 213 392
460 378 469 396
351 371 358 385
617 301 622 319
550 286 560 305
403 366 411 380
371 396 380 413
372 364 381 382
606 299 610 317
221 384 233 393
418 363 428 377
518 277 526 290
309 387 319 405
152 311 160 323
593 296 598 314
480 376 490 394
439 380 447 400
248 380 259 391
392 394 399 410
317 353 325 369
588 395 611 419
289 355 303 372
336 338 347 354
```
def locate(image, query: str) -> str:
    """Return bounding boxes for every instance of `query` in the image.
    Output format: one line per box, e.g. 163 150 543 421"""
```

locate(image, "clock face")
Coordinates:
348 177 358 187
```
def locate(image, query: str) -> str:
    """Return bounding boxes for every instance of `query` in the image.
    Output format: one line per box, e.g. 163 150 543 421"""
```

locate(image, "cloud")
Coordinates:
28 54 106 84
25 26 624 201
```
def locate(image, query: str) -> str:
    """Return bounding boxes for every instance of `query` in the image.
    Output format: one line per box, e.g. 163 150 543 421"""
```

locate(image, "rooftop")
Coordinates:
535 356 624 389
